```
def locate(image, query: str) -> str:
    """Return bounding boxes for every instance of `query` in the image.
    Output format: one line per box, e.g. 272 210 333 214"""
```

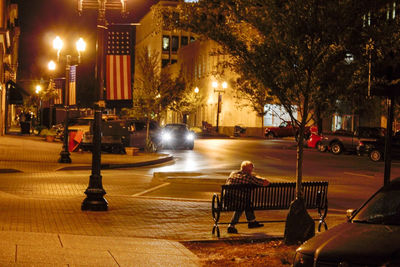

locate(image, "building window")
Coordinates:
162 36 170 53
162 59 170 68
181 36 188 47
171 36 179 53
190 36 195 43
171 59 177 65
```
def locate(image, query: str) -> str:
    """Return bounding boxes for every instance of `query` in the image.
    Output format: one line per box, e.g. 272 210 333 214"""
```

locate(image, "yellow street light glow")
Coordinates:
53 36 63 51
194 87 199 93
76 38 86 52
222 81 228 89
35 85 42 94
48 60 56 71
212 81 218 88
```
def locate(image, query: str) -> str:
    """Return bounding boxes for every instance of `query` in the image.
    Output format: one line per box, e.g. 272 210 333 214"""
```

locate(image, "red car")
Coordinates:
265 121 311 140
306 125 325 151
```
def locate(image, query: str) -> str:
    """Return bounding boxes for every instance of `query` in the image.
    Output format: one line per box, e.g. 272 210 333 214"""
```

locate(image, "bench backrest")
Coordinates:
220 181 328 211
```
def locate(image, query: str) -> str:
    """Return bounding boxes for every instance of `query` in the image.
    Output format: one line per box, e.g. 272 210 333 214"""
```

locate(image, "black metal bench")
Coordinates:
211 181 328 237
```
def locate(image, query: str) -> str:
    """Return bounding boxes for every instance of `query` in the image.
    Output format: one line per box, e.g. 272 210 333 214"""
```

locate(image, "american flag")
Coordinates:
69 65 77 105
53 78 65 105
106 28 132 100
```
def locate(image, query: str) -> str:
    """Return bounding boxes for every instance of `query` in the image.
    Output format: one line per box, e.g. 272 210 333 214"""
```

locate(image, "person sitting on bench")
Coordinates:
226 161 270 234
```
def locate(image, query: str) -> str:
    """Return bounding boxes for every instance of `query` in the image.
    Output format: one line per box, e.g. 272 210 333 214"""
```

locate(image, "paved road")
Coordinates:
150 138 400 211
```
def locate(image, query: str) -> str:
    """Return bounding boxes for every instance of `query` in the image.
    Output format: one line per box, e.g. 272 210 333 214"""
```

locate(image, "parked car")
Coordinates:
357 136 400 162
305 125 325 150
52 115 119 140
265 121 311 139
125 119 161 150
81 119 129 154
306 132 324 150
293 177 400 267
160 123 195 150
319 126 386 155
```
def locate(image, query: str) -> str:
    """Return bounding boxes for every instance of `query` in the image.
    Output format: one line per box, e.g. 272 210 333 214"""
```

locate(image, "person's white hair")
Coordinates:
240 161 254 173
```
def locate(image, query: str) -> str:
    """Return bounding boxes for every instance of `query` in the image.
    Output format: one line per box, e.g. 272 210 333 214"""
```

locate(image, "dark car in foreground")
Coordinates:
160 123 195 150
294 177 400 267
357 136 400 162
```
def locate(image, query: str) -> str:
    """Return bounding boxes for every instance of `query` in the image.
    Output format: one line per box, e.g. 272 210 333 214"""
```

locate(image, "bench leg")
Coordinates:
211 194 221 238
318 219 328 232
212 224 220 238
317 205 328 232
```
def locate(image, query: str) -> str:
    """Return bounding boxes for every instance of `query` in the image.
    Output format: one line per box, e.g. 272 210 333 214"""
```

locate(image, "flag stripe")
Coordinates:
106 55 131 100
53 78 65 105
106 28 132 101
69 65 76 105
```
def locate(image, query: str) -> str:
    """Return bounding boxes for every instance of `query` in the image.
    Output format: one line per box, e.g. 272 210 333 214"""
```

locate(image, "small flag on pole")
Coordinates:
69 65 77 105
53 78 65 105
106 28 132 100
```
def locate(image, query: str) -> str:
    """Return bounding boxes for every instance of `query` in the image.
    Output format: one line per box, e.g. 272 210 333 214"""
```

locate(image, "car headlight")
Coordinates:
186 133 195 141
162 132 172 142
293 252 314 267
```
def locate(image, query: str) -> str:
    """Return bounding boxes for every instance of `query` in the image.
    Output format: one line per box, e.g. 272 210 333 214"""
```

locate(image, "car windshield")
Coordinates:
352 186 400 226
165 125 187 132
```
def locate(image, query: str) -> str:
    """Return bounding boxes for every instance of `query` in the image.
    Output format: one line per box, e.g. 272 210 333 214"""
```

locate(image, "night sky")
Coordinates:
17 0 158 96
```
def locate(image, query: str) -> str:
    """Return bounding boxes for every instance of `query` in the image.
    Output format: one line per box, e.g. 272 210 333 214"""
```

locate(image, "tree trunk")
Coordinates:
284 95 315 244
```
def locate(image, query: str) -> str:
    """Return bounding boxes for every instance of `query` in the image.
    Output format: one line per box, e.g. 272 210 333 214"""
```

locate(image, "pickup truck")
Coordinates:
319 126 386 155
265 121 311 139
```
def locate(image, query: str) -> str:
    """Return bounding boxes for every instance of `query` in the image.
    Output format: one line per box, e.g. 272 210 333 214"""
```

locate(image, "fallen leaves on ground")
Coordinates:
182 239 297 266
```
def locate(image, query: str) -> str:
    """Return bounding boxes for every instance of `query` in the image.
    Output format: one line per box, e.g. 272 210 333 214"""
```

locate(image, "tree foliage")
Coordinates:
170 0 367 191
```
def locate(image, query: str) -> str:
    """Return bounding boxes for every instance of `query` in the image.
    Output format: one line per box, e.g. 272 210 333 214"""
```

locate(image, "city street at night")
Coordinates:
2 0 400 266
0 135 398 265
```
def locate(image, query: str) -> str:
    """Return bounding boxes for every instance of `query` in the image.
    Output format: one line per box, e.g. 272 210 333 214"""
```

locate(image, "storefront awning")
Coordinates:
6 80 30 105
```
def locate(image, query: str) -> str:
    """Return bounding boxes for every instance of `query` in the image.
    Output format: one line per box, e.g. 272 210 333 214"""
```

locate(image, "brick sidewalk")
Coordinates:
0 134 345 266
0 135 172 172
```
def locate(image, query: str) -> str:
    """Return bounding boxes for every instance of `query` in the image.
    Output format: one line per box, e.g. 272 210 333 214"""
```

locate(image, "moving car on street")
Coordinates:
160 123 195 150
294 177 400 267
319 126 385 155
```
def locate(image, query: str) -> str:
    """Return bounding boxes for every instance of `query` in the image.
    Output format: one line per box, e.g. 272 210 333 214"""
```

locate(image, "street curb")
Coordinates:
181 236 284 244
153 172 227 184
0 168 23 173
56 155 174 171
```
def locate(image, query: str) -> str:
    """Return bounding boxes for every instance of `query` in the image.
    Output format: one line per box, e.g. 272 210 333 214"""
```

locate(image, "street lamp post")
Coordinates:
78 0 127 211
54 36 86 164
48 60 56 128
35 85 42 128
194 87 199 126
212 81 227 133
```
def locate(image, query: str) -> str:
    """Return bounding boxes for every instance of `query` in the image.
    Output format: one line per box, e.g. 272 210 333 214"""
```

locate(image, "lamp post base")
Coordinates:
81 174 108 211
58 151 72 163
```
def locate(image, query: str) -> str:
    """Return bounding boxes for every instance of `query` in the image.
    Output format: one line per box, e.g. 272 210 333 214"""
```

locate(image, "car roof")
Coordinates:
165 123 187 127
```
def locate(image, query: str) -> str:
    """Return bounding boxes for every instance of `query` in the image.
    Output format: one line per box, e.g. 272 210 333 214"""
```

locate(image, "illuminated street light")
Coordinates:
194 87 199 94
212 81 227 133
48 60 56 71
35 84 42 94
53 36 86 164
76 38 86 63
53 36 63 61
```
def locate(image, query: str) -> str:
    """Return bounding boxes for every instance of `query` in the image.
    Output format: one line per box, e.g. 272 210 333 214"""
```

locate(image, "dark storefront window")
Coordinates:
162 59 170 68
171 36 179 53
181 36 188 47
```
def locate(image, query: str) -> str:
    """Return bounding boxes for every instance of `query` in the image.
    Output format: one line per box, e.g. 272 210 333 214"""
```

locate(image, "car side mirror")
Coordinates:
346 209 355 221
